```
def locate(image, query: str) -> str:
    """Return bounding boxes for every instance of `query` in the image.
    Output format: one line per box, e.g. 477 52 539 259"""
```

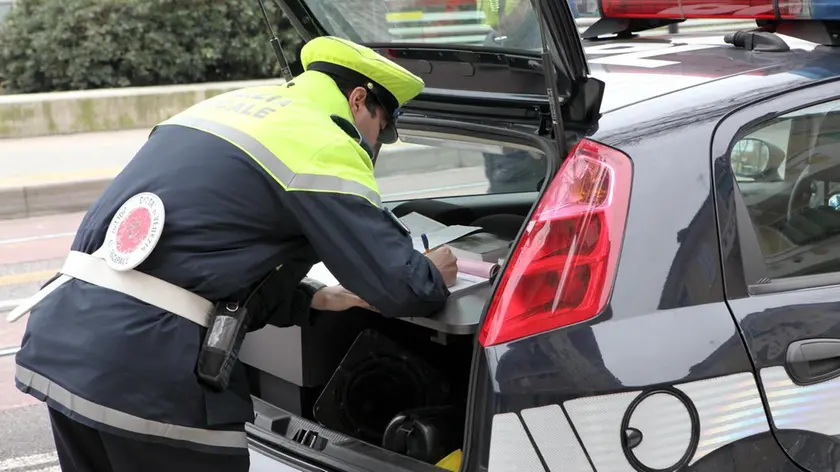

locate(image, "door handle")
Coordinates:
786 338 840 386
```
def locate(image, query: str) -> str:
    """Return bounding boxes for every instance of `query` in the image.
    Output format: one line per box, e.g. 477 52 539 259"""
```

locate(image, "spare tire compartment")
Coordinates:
244 283 479 471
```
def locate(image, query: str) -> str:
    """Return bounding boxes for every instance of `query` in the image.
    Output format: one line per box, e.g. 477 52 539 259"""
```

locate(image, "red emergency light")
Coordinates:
597 0 805 20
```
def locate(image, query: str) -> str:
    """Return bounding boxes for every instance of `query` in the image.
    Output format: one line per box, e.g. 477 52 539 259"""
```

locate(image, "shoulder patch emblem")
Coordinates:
103 192 166 271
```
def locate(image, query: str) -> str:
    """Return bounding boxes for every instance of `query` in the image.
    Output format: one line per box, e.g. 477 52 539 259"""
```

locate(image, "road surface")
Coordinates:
0 212 77 470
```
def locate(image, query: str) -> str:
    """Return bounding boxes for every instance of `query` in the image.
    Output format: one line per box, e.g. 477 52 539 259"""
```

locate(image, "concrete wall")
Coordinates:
0 79 287 139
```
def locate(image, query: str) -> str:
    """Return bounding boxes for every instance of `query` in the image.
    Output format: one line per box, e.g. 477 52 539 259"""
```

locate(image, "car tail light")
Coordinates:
595 0 803 20
479 139 632 347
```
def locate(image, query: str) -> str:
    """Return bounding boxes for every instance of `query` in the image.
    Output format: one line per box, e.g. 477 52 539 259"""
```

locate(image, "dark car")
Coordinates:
236 0 840 471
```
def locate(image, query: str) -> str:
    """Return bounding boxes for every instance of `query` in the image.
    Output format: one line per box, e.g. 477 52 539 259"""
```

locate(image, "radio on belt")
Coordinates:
198 301 252 391
197 269 277 391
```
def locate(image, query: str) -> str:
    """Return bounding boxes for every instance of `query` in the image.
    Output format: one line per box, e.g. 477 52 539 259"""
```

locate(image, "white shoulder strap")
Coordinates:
6 275 74 323
7 250 213 327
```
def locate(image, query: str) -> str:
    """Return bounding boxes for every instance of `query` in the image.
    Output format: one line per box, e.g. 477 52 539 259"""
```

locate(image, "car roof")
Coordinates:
585 32 837 114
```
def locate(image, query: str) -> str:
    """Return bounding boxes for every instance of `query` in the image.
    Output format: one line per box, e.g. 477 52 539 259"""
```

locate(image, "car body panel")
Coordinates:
478 89 759 471
583 33 823 113
251 448 317 472
711 77 840 472
470 34 840 472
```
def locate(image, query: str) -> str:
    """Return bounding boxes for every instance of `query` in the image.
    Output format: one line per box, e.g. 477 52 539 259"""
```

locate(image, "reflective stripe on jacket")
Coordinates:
155 71 380 207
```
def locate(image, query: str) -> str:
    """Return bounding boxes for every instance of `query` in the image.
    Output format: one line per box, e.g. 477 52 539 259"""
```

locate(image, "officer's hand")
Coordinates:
311 285 378 312
426 246 458 287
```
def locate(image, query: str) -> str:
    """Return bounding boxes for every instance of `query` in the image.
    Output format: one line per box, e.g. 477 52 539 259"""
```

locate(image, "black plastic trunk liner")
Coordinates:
249 397 446 472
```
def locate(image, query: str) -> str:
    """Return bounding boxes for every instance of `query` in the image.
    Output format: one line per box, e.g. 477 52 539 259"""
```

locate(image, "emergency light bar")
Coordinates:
600 0 804 20
583 0 840 43
595 0 811 20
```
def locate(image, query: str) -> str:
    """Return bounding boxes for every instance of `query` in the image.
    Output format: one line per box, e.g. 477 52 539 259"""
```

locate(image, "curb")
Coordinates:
0 178 111 220
0 145 487 221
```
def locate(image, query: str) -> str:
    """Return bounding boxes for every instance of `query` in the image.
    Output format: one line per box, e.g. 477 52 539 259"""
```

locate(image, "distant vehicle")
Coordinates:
237 0 840 471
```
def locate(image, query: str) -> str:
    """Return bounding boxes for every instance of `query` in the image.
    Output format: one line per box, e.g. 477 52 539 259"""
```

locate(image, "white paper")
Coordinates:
307 262 339 286
411 225 481 252
449 246 483 262
306 262 488 294
448 272 488 293
400 212 446 234
400 212 482 252
305 213 484 288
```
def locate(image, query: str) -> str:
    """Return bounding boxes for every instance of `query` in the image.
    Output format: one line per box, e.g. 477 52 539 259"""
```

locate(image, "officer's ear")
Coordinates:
348 87 367 114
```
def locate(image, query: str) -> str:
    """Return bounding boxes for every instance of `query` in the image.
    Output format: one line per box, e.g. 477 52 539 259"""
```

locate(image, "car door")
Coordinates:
714 79 840 472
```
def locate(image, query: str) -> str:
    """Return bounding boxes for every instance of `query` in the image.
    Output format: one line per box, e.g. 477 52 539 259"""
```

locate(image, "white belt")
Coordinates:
6 248 214 327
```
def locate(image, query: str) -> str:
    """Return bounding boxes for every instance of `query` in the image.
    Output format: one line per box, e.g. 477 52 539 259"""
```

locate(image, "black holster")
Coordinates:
197 301 252 392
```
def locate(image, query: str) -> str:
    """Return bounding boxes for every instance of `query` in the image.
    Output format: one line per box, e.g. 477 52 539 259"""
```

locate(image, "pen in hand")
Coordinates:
422 237 458 287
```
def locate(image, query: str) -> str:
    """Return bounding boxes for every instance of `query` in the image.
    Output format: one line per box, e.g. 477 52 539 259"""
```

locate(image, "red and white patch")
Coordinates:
103 193 165 271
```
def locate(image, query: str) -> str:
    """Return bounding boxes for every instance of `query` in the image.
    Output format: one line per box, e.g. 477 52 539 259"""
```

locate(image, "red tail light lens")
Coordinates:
479 139 632 347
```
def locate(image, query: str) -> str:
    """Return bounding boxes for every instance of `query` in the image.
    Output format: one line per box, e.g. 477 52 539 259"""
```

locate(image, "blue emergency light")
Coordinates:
586 0 840 21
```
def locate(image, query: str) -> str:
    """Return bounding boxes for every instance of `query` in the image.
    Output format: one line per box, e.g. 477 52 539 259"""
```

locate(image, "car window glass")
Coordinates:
299 0 543 52
732 98 840 280
375 136 547 202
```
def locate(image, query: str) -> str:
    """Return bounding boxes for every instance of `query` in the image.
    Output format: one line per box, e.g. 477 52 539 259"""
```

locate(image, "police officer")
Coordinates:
477 0 546 194
9 36 457 472
478 0 541 49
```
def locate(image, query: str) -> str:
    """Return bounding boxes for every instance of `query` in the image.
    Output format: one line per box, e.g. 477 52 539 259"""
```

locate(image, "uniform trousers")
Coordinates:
48 407 250 472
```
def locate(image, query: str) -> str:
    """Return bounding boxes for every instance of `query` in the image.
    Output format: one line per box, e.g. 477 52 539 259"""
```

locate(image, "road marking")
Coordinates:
0 452 58 470
0 270 56 288
0 232 76 246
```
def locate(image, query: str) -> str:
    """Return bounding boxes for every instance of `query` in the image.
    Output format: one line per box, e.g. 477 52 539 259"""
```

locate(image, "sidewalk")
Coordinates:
0 127 473 220
0 129 150 220
0 128 427 189
0 129 148 188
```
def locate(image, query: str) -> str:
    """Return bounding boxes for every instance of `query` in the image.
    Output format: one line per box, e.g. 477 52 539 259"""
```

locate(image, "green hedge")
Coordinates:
0 0 302 94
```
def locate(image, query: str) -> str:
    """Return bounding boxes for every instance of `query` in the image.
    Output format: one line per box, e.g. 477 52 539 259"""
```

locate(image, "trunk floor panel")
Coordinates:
249 397 447 472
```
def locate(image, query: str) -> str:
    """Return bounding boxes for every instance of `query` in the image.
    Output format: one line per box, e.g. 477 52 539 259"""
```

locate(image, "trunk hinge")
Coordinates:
538 110 554 137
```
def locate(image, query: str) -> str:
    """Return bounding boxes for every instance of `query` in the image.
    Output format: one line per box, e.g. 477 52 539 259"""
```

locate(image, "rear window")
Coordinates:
376 133 548 201
301 0 544 51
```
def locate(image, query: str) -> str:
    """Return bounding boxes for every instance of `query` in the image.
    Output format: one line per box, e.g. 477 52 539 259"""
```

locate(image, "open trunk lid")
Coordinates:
266 0 604 135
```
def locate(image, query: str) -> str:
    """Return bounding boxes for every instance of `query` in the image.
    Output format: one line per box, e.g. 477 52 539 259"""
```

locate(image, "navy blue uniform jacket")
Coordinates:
14 119 450 454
